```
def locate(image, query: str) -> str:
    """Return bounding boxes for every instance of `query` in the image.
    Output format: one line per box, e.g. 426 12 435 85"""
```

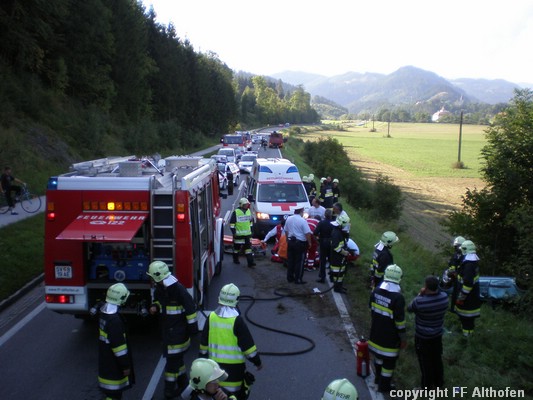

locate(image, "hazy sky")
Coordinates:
144 0 532 84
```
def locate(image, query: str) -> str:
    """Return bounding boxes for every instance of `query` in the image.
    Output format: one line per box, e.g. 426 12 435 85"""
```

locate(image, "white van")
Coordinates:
247 158 310 237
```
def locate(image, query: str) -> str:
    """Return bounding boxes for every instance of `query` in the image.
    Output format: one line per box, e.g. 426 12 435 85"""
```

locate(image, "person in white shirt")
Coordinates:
284 207 312 284
308 197 326 221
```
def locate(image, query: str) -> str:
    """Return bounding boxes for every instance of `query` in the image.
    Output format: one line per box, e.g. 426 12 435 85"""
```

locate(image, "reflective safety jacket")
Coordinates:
319 184 334 209
152 280 198 356
368 284 406 358
98 311 134 393
199 310 261 393
230 208 252 237
455 255 481 318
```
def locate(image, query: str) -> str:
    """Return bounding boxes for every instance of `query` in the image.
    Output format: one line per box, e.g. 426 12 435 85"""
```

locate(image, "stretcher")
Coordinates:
223 235 267 257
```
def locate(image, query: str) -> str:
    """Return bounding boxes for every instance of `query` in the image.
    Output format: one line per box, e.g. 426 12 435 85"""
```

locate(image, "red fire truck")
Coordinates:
44 155 224 316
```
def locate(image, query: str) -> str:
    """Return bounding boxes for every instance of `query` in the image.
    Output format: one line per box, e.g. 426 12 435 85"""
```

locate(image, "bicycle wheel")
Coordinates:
0 195 9 214
21 193 42 213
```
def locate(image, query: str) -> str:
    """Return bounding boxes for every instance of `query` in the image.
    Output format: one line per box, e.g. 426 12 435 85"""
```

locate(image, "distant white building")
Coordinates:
432 107 451 122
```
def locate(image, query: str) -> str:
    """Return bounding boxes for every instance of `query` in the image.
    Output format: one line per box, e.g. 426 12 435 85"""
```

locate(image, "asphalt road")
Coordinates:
0 143 378 400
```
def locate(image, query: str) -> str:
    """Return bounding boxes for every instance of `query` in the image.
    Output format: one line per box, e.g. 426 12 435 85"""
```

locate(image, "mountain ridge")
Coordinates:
271 66 528 113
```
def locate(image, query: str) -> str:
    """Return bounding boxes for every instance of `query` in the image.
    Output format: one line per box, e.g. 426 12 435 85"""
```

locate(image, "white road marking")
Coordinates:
0 302 45 348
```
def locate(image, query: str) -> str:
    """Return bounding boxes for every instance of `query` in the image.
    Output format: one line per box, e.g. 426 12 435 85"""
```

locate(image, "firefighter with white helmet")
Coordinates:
308 173 317 202
329 214 351 293
200 284 262 399
456 240 481 336
147 261 199 399
98 283 134 399
319 176 334 210
368 264 406 393
444 235 466 311
230 198 255 268
370 231 399 288
332 178 340 203
322 378 358 400
181 358 236 400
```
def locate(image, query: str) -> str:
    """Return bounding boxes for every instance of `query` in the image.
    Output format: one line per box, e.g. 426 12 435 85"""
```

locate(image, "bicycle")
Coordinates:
0 185 42 214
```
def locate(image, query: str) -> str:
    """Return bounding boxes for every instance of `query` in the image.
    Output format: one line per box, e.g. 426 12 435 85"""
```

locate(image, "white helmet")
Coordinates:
147 261 171 283
381 231 399 247
453 236 466 247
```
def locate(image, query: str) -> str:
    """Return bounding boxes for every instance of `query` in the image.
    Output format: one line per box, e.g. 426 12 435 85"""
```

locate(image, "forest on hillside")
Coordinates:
0 0 318 182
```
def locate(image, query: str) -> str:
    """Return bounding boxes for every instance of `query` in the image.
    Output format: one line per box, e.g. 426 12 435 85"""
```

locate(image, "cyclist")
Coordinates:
1 166 26 215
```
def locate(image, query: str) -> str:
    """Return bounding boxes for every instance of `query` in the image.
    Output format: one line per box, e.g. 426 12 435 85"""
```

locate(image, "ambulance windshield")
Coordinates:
258 183 307 203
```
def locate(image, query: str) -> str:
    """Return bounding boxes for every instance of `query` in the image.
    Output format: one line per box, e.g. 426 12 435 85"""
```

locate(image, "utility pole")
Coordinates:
458 110 463 163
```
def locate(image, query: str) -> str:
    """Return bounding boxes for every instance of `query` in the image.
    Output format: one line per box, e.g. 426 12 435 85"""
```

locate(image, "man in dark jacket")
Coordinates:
455 240 481 337
408 275 448 389
98 283 134 400
314 209 334 283
368 264 406 393
148 261 198 399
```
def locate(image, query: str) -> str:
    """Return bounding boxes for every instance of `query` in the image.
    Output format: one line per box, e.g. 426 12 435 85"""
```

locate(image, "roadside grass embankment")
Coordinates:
283 128 533 396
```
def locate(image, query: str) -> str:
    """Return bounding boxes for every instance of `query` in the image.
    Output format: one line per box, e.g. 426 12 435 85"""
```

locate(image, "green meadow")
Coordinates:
310 121 487 178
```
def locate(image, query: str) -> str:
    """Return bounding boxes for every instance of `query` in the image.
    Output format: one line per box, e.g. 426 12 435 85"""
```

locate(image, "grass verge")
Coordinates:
0 214 44 300
283 139 533 396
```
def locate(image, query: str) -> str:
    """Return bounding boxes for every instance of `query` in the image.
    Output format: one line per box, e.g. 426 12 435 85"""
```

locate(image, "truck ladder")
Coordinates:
150 183 175 272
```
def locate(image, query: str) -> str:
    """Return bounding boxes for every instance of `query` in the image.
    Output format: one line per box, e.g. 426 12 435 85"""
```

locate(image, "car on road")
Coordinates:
238 152 258 173
217 161 240 190
217 147 237 163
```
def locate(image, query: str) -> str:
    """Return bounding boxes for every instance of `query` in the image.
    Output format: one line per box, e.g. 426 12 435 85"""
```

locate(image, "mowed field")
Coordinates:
301 122 488 251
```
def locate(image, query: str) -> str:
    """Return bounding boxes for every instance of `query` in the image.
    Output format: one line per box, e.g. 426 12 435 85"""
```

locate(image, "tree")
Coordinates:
444 89 533 287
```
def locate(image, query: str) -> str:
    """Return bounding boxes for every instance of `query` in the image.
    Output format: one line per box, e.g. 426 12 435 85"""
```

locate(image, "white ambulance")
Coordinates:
247 158 310 237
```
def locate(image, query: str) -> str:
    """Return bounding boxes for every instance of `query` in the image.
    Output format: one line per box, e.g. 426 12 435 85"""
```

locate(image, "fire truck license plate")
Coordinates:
55 265 72 279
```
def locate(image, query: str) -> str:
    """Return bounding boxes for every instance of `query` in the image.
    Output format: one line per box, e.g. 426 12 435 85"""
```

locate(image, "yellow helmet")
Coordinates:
384 264 403 284
460 240 476 255
147 261 171 283
189 358 228 391
106 283 130 306
380 231 399 247
218 283 240 307
239 197 250 207
322 378 358 400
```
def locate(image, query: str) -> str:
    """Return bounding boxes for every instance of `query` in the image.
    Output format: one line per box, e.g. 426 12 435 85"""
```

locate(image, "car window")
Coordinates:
241 155 256 162
258 183 307 202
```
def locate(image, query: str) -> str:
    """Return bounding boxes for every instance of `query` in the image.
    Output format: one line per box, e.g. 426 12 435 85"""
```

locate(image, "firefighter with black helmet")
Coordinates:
98 283 134 400
370 231 399 288
368 264 407 393
230 198 255 268
455 240 481 336
147 261 199 399
199 284 262 400
329 214 351 293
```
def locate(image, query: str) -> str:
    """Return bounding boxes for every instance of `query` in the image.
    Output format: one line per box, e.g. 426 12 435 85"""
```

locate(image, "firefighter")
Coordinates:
455 240 481 337
370 231 399 288
147 261 199 399
368 264 406 393
98 283 134 400
314 209 334 283
321 378 359 400
444 236 466 312
200 284 262 400
319 177 334 210
332 178 340 203
230 198 255 268
180 358 237 400
329 214 351 293
308 173 317 203
332 202 350 237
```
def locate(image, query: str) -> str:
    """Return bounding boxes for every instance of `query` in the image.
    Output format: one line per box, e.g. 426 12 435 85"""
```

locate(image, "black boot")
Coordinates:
246 254 256 268
233 254 240 264
176 374 189 397
334 282 346 293
164 380 177 399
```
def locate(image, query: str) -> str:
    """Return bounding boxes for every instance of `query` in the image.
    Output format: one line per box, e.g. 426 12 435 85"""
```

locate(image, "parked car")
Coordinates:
238 153 258 173
217 147 236 163
217 162 240 190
